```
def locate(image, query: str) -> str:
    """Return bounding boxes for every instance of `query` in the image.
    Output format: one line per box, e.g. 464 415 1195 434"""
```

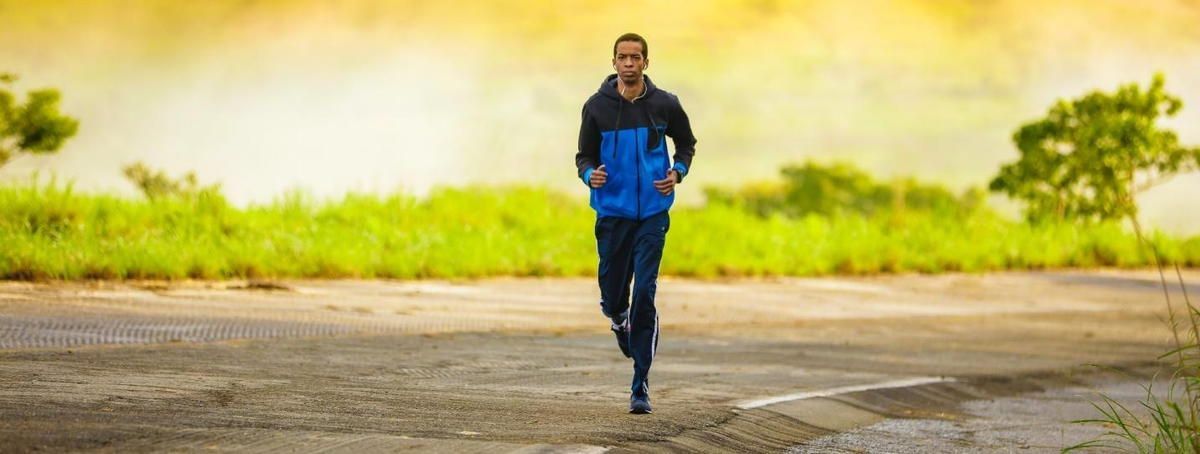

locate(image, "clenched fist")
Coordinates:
590 164 608 188
653 169 679 195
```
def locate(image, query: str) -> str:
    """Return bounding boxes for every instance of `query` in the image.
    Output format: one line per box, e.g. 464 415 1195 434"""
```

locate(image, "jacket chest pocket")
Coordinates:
646 124 667 153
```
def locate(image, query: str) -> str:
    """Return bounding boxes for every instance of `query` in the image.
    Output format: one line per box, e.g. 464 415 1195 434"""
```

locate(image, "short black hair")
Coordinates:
613 33 648 58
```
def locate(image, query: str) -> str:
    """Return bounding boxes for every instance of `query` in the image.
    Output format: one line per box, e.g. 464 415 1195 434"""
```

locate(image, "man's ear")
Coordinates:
642 59 649 70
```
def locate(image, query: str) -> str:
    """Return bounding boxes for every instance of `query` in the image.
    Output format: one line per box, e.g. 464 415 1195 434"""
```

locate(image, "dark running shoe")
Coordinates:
611 318 631 358
629 395 652 414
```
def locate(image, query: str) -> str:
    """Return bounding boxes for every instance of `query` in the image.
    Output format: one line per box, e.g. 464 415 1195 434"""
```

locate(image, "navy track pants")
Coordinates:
595 210 669 399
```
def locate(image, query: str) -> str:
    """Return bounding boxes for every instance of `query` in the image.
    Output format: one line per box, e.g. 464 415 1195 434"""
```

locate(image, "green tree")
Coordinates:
0 73 79 167
989 73 1200 223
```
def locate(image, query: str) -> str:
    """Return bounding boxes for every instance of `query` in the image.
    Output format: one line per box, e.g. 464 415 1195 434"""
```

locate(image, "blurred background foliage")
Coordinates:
1 1 1199 280
1 0 1198 233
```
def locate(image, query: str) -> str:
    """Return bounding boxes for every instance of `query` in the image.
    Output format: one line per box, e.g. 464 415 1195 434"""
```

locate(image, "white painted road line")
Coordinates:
736 376 957 410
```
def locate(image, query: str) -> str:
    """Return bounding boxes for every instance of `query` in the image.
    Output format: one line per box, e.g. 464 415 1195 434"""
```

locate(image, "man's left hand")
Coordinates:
653 169 679 196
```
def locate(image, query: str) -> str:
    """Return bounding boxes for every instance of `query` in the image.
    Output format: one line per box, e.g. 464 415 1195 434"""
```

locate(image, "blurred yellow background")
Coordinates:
1 0 1197 233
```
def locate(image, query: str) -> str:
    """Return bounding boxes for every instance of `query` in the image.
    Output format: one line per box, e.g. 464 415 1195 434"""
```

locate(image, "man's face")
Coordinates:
612 41 647 84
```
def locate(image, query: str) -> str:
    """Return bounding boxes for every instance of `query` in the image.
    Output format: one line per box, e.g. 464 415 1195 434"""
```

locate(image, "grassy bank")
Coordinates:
1 179 1197 280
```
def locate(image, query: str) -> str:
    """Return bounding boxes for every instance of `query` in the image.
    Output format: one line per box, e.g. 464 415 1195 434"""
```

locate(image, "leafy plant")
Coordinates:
704 161 981 219
990 73 1200 223
1055 75 1200 453
0 72 79 167
122 161 223 201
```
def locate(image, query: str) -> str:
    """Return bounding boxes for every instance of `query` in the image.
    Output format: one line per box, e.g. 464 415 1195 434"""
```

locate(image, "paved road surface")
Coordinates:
1 270 1194 452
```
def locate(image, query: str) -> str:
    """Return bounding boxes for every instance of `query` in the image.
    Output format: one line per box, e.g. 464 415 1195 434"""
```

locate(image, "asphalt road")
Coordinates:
1 270 1194 452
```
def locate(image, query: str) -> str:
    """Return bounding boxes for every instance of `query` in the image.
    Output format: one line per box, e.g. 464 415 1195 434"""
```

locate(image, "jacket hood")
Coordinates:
598 73 658 100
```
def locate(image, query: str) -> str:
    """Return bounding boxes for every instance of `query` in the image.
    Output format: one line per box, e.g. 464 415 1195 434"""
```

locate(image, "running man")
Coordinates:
574 32 697 414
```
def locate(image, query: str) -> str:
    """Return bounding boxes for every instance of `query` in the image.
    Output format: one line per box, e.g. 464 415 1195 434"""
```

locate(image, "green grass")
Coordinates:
0 179 1197 280
1064 260 1199 452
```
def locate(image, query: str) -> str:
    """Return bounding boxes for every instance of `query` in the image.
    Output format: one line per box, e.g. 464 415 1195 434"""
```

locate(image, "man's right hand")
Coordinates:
589 165 608 188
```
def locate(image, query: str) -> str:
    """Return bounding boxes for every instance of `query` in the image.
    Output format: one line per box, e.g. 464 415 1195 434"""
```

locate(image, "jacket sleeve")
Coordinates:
666 97 696 183
575 102 600 186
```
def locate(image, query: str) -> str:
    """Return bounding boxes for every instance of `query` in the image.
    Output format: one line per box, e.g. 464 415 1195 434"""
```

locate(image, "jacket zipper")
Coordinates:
632 99 642 219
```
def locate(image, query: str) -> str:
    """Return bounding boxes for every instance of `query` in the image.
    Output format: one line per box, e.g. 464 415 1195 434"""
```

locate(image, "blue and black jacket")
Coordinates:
576 74 697 220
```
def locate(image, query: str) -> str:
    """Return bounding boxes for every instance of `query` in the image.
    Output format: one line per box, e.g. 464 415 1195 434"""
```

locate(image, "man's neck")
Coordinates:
618 77 645 102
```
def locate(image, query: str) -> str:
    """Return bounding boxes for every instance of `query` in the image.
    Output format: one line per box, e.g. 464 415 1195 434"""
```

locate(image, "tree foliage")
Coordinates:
122 161 222 201
989 73 1200 223
0 73 79 167
704 161 982 218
